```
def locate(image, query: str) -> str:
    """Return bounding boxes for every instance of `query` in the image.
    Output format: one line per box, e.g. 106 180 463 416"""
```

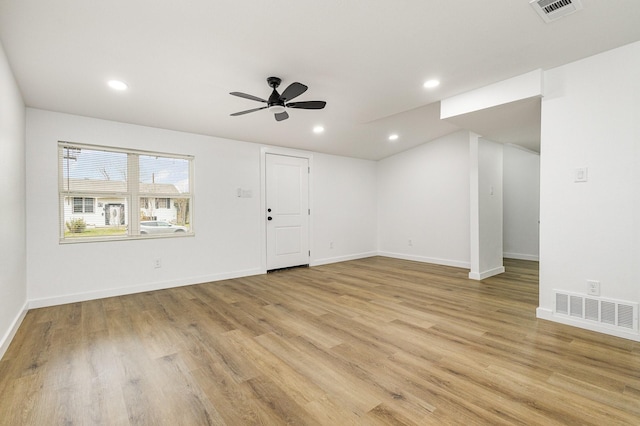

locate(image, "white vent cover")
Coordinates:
554 290 639 333
556 293 569 315
530 0 583 23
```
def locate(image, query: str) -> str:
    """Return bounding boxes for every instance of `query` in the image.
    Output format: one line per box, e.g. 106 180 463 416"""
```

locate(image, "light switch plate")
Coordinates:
575 167 588 183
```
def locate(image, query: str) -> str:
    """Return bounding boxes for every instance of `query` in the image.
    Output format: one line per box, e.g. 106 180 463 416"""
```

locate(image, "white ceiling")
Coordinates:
1 0 639 160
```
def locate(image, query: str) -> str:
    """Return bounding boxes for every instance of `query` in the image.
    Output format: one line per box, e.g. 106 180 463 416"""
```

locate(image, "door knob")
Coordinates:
267 216 272 221
267 208 272 212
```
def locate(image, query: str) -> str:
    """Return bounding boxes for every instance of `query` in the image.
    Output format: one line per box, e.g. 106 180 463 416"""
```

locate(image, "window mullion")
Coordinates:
128 153 140 235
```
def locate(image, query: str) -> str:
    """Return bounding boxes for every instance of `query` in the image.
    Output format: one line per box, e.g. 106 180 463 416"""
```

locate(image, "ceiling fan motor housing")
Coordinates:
267 77 285 108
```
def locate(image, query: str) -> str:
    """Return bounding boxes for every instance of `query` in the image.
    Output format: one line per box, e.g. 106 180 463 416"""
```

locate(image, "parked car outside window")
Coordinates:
140 221 187 234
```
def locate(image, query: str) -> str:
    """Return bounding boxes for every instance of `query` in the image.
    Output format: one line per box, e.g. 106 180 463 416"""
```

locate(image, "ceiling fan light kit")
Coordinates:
268 105 286 114
230 76 326 122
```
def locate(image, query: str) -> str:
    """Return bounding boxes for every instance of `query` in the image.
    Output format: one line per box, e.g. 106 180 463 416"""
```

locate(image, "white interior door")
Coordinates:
266 154 310 270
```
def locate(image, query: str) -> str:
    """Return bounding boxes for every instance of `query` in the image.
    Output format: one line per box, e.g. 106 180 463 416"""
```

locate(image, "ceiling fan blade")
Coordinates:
274 111 289 122
230 106 268 116
230 92 267 103
280 82 308 102
286 101 326 110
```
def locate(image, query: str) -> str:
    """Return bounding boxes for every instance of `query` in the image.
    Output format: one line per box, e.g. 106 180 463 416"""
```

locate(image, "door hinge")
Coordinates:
308 250 311 256
308 208 310 215
308 166 310 173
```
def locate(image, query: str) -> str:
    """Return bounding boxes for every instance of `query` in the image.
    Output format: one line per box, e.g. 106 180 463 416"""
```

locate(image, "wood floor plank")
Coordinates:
153 352 226 425
189 361 267 425
254 331 383 415
223 329 327 406
1 257 639 425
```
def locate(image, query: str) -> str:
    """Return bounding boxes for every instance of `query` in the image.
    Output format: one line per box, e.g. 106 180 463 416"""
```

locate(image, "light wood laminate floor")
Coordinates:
1 257 639 425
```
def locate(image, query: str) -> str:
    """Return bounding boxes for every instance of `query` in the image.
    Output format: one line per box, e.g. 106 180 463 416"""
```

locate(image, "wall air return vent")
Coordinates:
554 290 639 333
555 293 569 315
530 0 583 23
584 298 599 321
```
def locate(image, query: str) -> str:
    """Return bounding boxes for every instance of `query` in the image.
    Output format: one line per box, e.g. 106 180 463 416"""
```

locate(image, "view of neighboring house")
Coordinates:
62 179 183 227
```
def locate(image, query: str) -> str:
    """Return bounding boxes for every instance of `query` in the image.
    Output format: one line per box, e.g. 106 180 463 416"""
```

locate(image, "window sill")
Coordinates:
59 232 195 244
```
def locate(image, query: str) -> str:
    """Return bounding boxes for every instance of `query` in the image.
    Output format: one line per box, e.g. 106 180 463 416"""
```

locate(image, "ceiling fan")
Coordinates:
230 77 326 122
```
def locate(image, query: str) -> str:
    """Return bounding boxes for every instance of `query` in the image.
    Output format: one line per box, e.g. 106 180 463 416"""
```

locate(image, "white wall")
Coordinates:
503 144 540 261
469 136 504 279
538 40 640 339
377 131 470 268
25 109 378 306
312 153 378 265
0 41 27 358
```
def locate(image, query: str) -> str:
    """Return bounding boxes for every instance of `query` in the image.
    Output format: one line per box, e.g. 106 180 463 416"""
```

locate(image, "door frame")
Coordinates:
260 147 314 272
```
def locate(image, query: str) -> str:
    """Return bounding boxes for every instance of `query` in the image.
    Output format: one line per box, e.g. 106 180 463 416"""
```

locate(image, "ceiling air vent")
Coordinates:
530 0 583 23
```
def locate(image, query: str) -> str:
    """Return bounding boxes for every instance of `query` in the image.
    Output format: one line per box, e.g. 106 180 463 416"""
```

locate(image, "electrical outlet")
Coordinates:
587 280 600 296
154 259 162 269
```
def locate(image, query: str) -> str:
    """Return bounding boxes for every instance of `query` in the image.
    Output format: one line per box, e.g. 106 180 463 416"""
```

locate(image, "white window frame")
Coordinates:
58 141 195 243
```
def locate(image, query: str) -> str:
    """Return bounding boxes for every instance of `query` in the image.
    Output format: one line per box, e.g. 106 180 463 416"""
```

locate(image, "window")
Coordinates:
155 198 170 209
73 197 95 213
73 197 83 213
84 197 94 213
59 142 194 241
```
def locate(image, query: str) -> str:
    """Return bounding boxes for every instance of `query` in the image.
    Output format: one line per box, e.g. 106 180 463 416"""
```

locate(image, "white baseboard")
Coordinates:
536 307 553 319
311 251 377 266
536 307 640 342
28 268 264 309
504 252 539 261
469 266 506 280
377 251 470 269
0 301 28 361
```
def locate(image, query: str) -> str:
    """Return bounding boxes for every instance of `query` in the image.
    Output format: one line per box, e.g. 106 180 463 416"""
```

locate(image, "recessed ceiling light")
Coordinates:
388 134 399 141
107 80 128 91
313 126 325 134
423 79 440 89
